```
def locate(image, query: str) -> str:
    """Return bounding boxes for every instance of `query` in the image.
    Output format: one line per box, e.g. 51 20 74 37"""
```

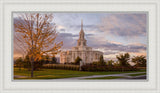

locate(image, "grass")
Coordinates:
129 73 146 76
14 68 146 79
84 76 124 79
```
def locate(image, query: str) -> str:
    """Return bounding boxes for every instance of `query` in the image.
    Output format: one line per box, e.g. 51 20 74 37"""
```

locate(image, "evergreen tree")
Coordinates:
51 56 57 64
15 57 23 71
24 55 31 70
75 56 82 65
45 55 50 64
99 55 105 65
107 60 114 66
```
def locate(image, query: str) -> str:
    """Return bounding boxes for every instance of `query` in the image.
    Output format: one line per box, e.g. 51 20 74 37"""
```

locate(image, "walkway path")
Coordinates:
55 72 146 80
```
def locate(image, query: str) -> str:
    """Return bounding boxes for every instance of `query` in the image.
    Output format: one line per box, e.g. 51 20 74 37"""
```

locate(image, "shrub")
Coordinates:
81 63 139 72
107 60 114 66
106 66 139 72
43 64 80 71
43 63 139 72
81 64 107 72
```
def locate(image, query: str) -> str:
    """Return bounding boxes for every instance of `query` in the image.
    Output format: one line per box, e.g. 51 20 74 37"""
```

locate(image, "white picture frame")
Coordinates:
0 0 160 93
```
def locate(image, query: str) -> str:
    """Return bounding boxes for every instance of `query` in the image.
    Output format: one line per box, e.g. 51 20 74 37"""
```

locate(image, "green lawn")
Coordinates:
14 68 146 79
129 73 146 76
84 76 124 79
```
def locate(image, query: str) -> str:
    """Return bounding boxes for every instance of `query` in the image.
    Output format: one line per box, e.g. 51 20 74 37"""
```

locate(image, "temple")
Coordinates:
60 20 103 64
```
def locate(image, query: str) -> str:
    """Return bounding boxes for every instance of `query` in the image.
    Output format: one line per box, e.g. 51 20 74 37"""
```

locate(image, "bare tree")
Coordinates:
14 13 63 77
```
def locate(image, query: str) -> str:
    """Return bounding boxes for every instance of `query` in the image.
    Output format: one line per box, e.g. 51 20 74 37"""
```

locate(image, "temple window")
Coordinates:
95 53 98 59
73 53 75 59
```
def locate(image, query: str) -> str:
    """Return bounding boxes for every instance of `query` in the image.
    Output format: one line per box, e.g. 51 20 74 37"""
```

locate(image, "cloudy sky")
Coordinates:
14 13 147 61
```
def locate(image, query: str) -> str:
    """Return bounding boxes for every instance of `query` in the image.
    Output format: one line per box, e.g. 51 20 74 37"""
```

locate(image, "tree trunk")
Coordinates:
31 26 34 78
31 58 34 78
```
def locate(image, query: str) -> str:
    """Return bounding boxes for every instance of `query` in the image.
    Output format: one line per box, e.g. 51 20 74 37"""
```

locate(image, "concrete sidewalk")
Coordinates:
54 72 146 80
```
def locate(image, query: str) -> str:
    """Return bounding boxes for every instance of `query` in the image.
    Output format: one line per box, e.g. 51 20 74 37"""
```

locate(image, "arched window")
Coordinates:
73 53 75 59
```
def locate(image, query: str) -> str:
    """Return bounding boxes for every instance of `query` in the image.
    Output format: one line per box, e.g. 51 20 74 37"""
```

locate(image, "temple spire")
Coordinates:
77 20 86 46
81 19 83 30
79 19 84 39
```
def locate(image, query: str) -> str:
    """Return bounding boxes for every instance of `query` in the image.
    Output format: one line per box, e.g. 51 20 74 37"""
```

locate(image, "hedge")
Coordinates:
81 64 139 72
43 64 80 71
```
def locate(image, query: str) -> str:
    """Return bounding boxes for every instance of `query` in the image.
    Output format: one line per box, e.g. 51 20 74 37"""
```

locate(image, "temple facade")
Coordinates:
60 20 103 64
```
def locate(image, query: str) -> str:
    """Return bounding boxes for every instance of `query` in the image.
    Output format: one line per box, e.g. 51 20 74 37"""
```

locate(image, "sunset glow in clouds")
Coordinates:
14 13 147 61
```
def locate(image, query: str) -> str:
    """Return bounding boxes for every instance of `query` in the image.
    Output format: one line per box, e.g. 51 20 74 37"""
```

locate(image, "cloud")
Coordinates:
13 13 147 60
56 33 77 49
103 42 146 55
98 14 147 38
53 13 147 61
56 25 66 32
56 33 96 49
69 25 98 30
86 35 146 57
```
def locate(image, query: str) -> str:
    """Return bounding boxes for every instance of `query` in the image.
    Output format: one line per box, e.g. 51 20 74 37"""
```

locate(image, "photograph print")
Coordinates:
13 12 147 80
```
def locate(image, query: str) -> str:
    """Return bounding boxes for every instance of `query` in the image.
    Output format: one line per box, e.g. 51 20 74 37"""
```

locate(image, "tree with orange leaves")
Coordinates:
14 13 63 77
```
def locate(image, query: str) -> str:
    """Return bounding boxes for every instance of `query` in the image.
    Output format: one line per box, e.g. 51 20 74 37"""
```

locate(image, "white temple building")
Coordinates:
60 20 103 64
